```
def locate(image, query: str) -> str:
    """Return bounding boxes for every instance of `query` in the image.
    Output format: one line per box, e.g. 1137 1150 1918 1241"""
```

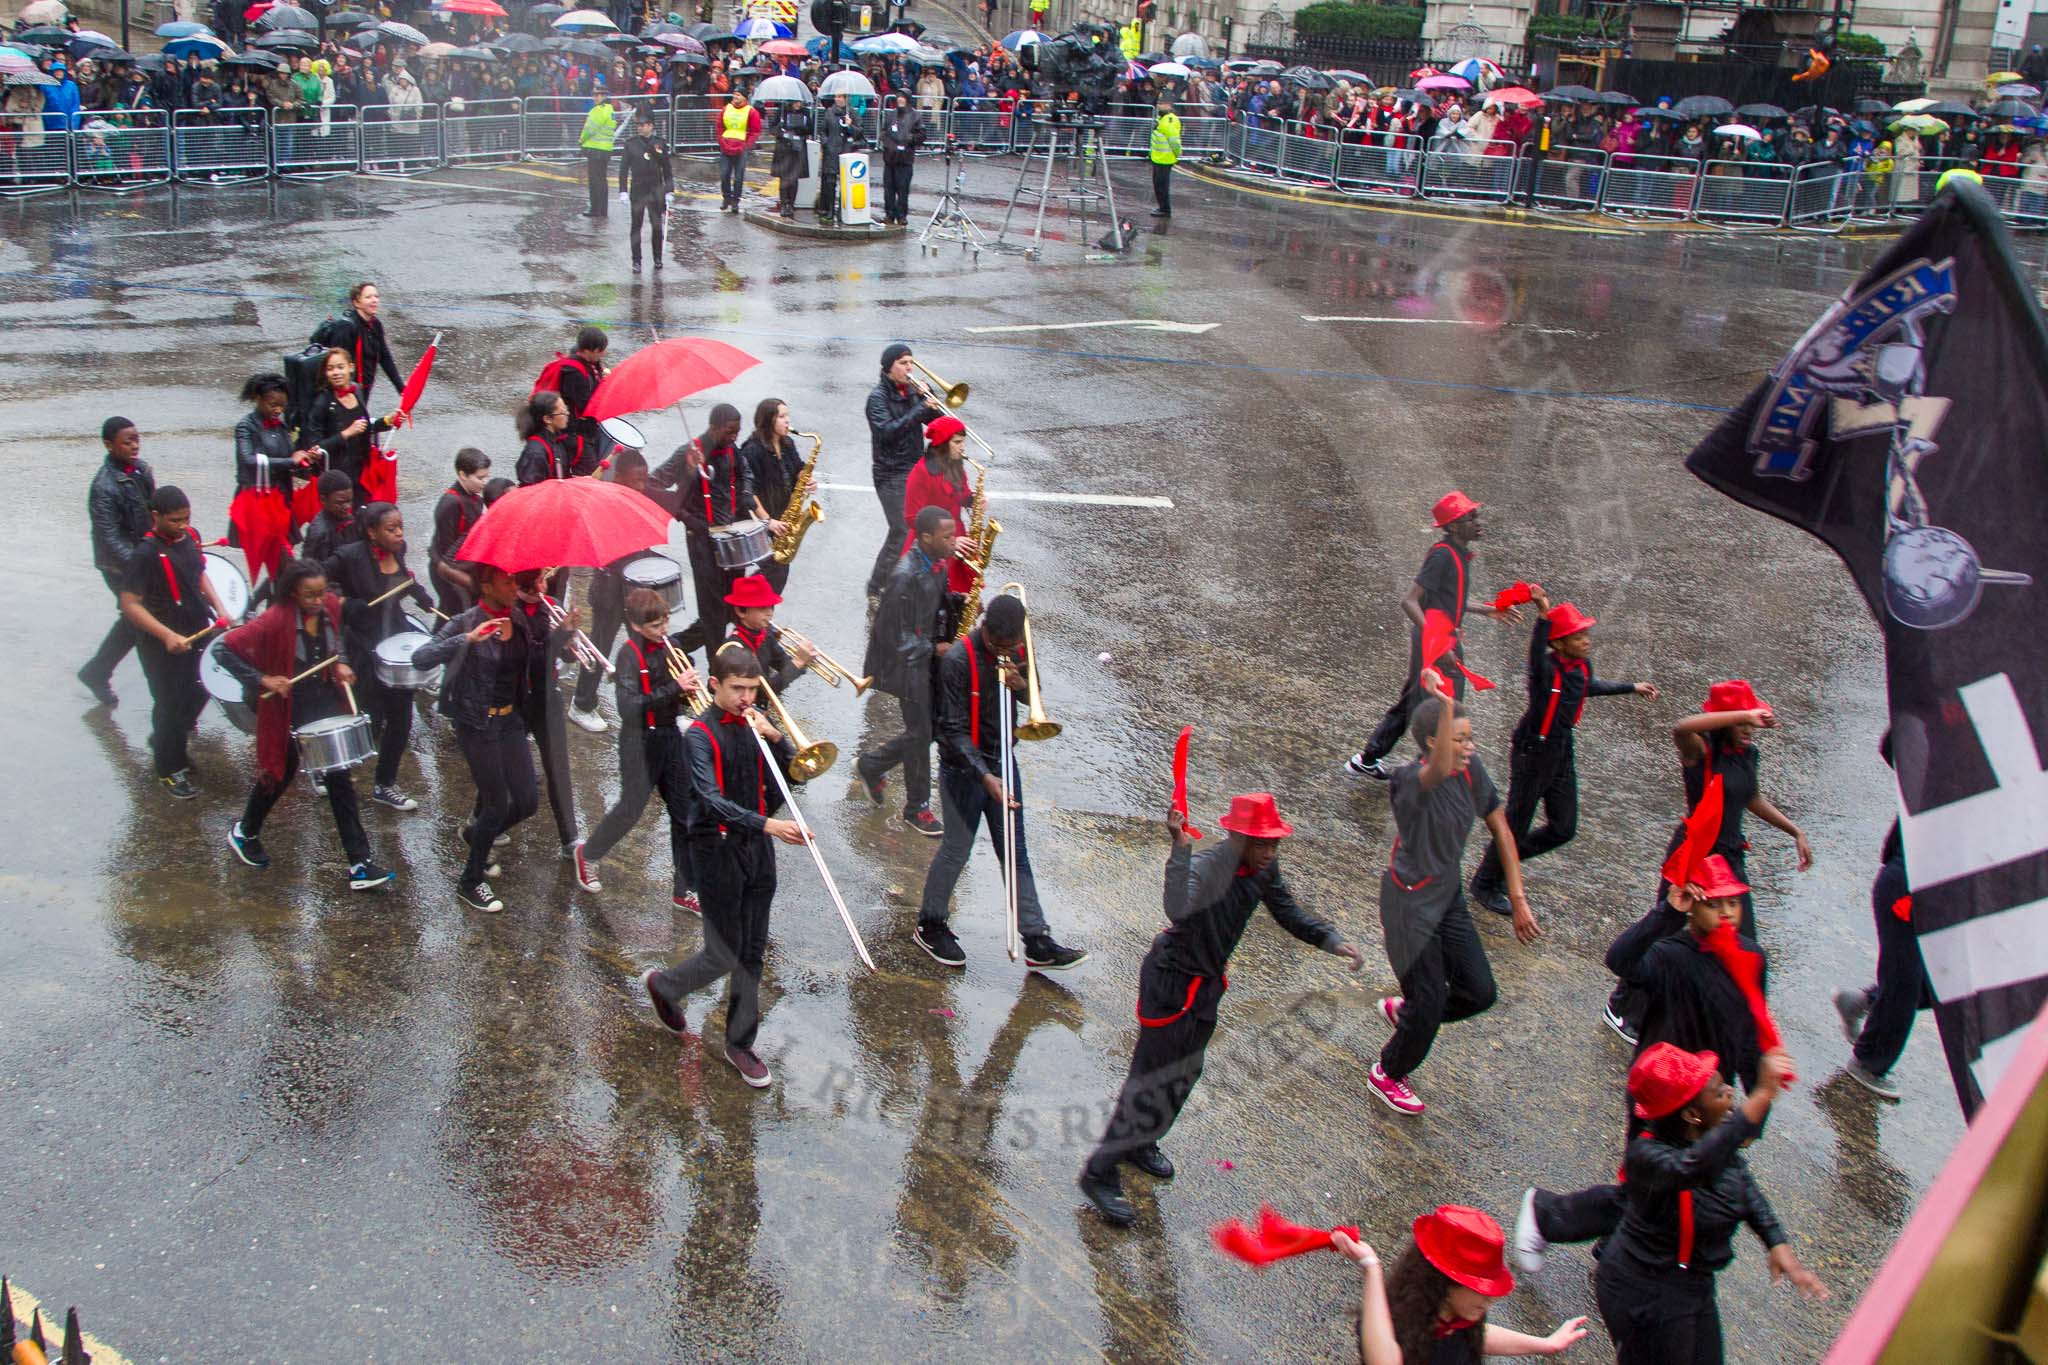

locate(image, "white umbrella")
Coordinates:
850 31 917 53
4 66 56 84
17 0 68 23
1170 30 1207 58
377 19 430 44
550 8 617 29
753 72 811 102
1146 60 1191 78
817 67 875 96
0 46 35 72
732 15 776 39
1713 122 1762 140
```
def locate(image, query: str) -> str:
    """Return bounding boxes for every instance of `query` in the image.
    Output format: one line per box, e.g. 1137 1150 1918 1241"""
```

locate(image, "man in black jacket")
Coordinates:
914 592 1086 971
864 343 946 601
856 506 955 835
80 415 156 706
148 54 190 113
879 95 924 226
1080 795 1363 1225
616 106 675 271
653 404 752 662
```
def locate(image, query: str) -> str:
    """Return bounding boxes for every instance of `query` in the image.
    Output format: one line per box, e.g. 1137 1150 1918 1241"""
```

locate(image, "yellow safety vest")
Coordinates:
1120 21 1141 58
722 103 753 142
579 101 616 151
1150 110 1181 164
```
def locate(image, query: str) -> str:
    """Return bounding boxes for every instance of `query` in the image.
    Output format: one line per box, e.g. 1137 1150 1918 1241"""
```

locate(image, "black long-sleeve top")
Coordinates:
935 625 1026 781
1155 840 1342 979
510 595 576 700
304 387 394 489
553 355 603 422
862 546 949 702
218 608 347 720
681 708 797 839
865 376 928 480
738 432 804 522
1608 1113 1787 1277
412 606 534 729
1512 616 1636 746
323 307 406 400
616 131 674 199
653 438 752 534
88 455 156 574
323 539 432 664
725 621 804 694
1607 909 1765 1095
234 410 300 494
613 630 695 731
429 485 484 588
299 508 361 566
515 431 595 485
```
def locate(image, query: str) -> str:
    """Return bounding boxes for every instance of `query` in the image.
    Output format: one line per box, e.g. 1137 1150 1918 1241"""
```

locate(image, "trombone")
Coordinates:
909 357 969 408
907 362 999 463
997 582 1061 742
778 625 875 696
752 674 838 781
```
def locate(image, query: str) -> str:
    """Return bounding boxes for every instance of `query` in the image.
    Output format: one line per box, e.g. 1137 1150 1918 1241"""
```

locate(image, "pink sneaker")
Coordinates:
1378 996 1403 1029
1368 1064 1425 1115
673 890 701 915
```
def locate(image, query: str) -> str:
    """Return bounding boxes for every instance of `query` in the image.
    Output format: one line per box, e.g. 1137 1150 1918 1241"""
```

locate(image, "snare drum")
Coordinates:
373 630 441 690
294 713 376 774
200 636 255 735
622 554 684 609
599 416 646 451
710 519 774 571
202 548 251 623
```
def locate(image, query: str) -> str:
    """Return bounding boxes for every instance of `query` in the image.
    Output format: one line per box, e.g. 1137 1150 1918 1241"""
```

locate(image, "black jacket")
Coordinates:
516 431 596 485
862 546 950 701
681 708 797 839
1154 839 1342 980
880 106 925 164
1512 616 1636 747
1608 1113 1786 1278
429 485 483 588
818 105 865 158
655 439 752 533
935 625 1024 780
865 376 928 479
617 131 674 199
323 539 433 664
89 455 156 575
738 432 803 523
612 630 695 732
320 308 405 400
234 411 300 494
304 388 394 488
299 508 361 566
1607 909 1765 1096
412 606 538 728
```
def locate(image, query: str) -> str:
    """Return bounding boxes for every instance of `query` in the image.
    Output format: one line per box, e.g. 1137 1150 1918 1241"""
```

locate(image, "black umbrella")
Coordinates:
489 31 542 51
1281 64 1333 89
1734 101 1787 119
256 3 320 28
1592 89 1635 106
10 25 70 44
1985 97 2038 119
1392 88 1436 108
1633 106 1684 120
1672 93 1733 118
600 31 638 47
1853 97 1891 114
697 28 735 42
76 44 136 61
252 29 318 49
341 29 382 50
1246 60 1283 75
664 50 708 66
1791 104 1843 121
683 20 720 38
1918 99 1978 119
1327 68 1373 85
554 37 610 61
448 44 497 60
527 2 567 16
325 8 377 25
226 49 285 68
1136 49 1168 63
640 19 682 35
134 51 165 69
1547 82 1598 101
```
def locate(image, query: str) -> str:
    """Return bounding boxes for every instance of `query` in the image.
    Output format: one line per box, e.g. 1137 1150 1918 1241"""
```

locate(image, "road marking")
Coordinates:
816 481 1174 509
963 320 1220 335
1300 315 1593 336
3 1285 135 1365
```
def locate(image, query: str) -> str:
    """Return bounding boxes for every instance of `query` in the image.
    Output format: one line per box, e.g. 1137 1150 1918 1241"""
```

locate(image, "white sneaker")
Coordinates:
1512 1187 1548 1274
568 704 609 734
1833 987 1871 1046
1344 753 1391 781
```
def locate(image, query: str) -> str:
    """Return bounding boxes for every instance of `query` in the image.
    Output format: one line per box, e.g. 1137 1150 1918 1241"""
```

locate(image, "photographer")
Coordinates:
880 93 926 226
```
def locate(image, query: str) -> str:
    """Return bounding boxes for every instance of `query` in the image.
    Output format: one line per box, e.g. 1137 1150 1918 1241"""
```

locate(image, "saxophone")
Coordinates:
951 515 1001 641
964 457 989 545
770 432 825 565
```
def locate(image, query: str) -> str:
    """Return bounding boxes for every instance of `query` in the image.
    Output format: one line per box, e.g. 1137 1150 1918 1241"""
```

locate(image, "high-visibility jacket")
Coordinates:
1150 110 1181 164
579 101 617 151
1120 20 1141 58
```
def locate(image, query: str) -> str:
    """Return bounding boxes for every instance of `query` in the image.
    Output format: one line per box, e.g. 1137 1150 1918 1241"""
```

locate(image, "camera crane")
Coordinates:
993 24 1128 259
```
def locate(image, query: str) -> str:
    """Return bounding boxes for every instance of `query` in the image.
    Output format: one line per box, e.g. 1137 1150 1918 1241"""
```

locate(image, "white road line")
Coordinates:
963 320 1221 335
816 482 1174 509
1300 315 1593 335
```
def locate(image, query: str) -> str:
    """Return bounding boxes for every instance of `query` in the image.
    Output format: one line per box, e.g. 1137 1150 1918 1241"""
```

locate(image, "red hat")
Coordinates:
723 575 783 609
1546 602 1596 638
1412 1205 1515 1297
1217 793 1293 840
1432 491 1482 528
1628 1042 1721 1119
1704 679 1766 714
1689 853 1749 900
925 414 966 448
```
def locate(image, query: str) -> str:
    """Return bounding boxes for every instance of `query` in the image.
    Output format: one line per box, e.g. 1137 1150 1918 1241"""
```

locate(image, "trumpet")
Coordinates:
665 638 713 715
751 674 838 781
778 626 875 696
997 582 1061 742
543 597 615 675
909 357 969 409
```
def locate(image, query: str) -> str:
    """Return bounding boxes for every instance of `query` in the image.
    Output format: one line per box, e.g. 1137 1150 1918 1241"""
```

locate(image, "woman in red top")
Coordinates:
899 414 977 593
1983 134 2022 178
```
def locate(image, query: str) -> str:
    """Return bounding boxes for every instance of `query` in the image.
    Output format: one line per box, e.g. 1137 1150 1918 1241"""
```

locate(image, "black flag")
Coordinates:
1684 183 2048 1116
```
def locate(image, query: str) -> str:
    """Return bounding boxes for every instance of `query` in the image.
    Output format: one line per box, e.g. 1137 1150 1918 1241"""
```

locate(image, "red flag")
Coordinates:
1212 1206 1361 1267
1171 724 1202 840
227 489 290 582
1660 773 1725 889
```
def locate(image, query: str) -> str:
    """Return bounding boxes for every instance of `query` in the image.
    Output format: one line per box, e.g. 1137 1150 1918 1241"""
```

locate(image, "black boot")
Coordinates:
1126 1145 1175 1180
1078 1168 1136 1226
1469 872 1512 915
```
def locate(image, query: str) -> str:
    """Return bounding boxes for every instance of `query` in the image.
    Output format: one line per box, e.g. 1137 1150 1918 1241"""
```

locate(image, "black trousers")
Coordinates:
1151 160 1172 212
518 694 578 845
1378 890 1497 1079
719 150 746 206
582 726 693 897
1595 1256 1723 1365
857 686 933 814
1086 954 1222 1178
1610 844 1752 1030
434 575 474 620
456 720 538 884
572 570 626 712
82 567 138 689
683 532 734 668
358 668 413 789
1532 1183 1624 1246
817 171 838 220
630 192 665 263
584 148 610 216
883 158 912 220
1854 856 1930 1077
136 639 206 777
242 742 372 865
1474 737 1578 889
1358 645 1466 764
650 834 776 1048
864 467 911 596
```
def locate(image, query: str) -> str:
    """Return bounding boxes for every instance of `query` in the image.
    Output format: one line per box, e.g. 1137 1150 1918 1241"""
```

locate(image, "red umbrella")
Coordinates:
437 0 509 16
397 330 440 416
455 477 673 571
362 331 439 505
243 1 273 20
1486 86 1543 106
584 337 761 422
760 37 806 57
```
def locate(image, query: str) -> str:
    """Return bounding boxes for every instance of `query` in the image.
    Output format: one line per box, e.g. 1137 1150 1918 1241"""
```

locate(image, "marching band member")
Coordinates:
230 372 314 602
428 448 490 618
653 403 751 661
303 345 406 507
1345 492 1517 782
117 486 229 799
322 502 434 812
219 556 394 890
899 415 979 592
511 568 583 856
573 588 706 909
856 506 956 836
865 343 947 604
1469 589 1657 914
79 415 155 707
570 448 683 734
1369 673 1537 1117
550 325 609 457
323 282 407 411
411 564 542 914
641 645 809 1089
738 397 801 594
298 470 362 566
514 390 595 486
1079 793 1362 1226
722 574 813 694
914 593 1088 971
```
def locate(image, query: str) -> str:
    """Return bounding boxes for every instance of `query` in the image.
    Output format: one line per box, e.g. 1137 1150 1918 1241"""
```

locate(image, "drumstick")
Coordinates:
365 577 421 609
179 621 224 646
263 652 340 697
342 678 358 715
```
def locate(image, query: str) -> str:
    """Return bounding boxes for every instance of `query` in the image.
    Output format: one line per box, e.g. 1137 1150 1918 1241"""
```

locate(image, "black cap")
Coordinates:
880 342 912 372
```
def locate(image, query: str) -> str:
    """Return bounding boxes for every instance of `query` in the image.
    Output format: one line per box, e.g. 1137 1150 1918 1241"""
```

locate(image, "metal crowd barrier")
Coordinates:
273 105 360 179
1420 140 1518 202
524 93 667 162
1 125 72 196
172 106 269 183
86 112 173 191
360 101 441 177
1335 132 1422 197
1598 153 1699 219
1693 160 1792 225
444 97 524 165
1786 158 1856 227
670 95 721 154
1531 145 1605 211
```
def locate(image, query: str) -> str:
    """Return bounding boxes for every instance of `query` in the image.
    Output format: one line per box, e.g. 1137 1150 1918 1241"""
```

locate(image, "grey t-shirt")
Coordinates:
1388 755 1500 891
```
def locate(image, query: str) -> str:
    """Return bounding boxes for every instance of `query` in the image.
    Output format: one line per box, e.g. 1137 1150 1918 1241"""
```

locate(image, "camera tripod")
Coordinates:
917 134 988 261
995 113 1124 260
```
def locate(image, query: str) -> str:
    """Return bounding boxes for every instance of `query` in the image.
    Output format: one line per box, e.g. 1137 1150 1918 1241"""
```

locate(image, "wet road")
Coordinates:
0 156 2007 1361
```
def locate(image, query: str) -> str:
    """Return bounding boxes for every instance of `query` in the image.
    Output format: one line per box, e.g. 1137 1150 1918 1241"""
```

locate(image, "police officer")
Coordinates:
579 93 620 219
616 105 675 271
1149 98 1181 218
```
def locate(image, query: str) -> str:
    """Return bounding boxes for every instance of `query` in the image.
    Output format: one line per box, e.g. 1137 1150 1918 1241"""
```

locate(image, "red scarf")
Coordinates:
223 595 344 782
332 383 357 399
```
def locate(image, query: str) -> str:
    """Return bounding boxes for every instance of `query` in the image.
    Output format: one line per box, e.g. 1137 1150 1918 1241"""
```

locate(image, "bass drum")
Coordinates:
202 548 252 623
200 637 255 735
622 553 684 610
